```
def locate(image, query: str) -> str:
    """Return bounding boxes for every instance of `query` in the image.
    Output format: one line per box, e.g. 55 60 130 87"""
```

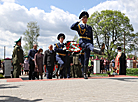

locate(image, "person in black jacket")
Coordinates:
118 47 126 75
43 45 56 79
28 44 38 80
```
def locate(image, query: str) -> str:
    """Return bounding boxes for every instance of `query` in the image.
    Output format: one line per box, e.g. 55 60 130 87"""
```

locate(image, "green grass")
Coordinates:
0 74 4 78
91 73 108 77
91 72 138 77
126 74 138 76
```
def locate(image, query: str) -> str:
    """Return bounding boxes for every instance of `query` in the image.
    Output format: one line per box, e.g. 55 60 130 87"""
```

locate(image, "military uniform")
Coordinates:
79 51 84 76
71 11 104 79
71 53 82 78
54 33 66 78
12 37 24 78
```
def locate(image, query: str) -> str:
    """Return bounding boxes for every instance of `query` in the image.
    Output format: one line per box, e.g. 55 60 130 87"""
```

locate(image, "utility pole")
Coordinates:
124 32 125 54
4 46 6 59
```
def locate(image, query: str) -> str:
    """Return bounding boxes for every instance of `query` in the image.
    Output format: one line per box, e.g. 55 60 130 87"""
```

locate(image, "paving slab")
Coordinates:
0 76 138 102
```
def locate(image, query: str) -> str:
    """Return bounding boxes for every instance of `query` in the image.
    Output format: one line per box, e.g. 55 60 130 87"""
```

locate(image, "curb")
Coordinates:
0 75 138 83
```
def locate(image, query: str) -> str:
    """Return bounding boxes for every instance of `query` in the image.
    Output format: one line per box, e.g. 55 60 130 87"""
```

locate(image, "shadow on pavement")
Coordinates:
109 78 138 82
0 96 42 102
0 84 21 89
21 77 29 80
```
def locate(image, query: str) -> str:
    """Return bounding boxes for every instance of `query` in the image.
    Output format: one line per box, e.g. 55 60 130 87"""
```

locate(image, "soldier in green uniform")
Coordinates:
71 52 82 78
12 37 24 78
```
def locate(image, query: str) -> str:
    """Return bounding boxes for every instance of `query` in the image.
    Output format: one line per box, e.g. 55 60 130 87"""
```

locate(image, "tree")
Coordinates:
23 21 40 55
87 10 136 60
73 35 78 41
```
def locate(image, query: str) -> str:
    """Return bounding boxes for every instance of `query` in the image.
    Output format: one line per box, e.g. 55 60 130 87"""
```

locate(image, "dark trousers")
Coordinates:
46 66 54 79
60 67 65 78
67 66 70 78
106 65 109 71
83 49 90 74
80 55 84 76
80 42 91 74
11 71 13 78
88 66 93 73
29 63 35 80
59 55 66 78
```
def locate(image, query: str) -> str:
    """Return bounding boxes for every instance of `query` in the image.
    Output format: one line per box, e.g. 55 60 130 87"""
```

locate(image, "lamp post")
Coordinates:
124 32 125 54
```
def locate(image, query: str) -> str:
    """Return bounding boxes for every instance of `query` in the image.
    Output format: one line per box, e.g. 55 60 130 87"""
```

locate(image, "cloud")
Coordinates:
0 0 138 58
88 0 138 32
0 2 78 58
0 0 15 3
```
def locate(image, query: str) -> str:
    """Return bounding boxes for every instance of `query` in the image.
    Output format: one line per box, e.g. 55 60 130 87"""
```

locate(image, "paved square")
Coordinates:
0 77 138 102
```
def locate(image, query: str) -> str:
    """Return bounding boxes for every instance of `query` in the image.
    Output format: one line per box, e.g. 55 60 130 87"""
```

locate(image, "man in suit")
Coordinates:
28 44 38 80
54 33 67 78
43 45 56 79
71 11 105 79
12 37 24 78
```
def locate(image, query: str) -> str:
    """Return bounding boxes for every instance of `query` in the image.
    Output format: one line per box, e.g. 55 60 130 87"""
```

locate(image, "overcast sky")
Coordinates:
0 0 138 59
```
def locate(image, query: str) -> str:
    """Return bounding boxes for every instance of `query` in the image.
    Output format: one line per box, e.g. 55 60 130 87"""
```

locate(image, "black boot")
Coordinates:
84 65 88 79
84 73 88 79
93 43 105 55
41 75 43 80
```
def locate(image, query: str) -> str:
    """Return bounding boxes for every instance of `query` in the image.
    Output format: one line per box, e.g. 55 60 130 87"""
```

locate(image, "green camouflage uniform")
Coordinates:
12 45 24 78
71 53 82 78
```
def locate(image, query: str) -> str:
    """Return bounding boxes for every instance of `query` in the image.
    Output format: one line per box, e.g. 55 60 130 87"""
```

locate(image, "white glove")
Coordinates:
63 48 66 50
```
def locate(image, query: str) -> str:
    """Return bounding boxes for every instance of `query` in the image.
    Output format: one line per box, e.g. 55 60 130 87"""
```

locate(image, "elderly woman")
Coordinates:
34 48 44 79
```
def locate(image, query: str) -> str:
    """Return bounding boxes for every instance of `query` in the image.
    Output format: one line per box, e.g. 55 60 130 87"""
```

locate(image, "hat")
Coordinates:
79 11 89 19
15 37 22 43
117 47 122 50
90 55 94 57
24 56 28 58
57 33 65 40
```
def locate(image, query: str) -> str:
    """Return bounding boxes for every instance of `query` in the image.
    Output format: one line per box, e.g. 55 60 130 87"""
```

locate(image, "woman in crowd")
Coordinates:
111 58 115 71
105 57 110 71
137 57 138 68
132 56 137 68
100 57 104 73
24 56 29 75
34 48 44 79
103 58 107 72
91 56 94 73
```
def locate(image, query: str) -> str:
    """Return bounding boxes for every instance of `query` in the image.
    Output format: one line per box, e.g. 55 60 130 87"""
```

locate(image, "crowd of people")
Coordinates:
9 48 138 80
8 10 135 79
10 35 103 80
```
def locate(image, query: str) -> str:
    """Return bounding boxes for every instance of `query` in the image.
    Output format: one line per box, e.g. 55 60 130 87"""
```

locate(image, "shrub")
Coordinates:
126 68 138 75
0 74 4 78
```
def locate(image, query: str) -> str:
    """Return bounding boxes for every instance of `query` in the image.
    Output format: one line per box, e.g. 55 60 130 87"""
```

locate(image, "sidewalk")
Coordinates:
1 75 138 102
1 70 138 102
